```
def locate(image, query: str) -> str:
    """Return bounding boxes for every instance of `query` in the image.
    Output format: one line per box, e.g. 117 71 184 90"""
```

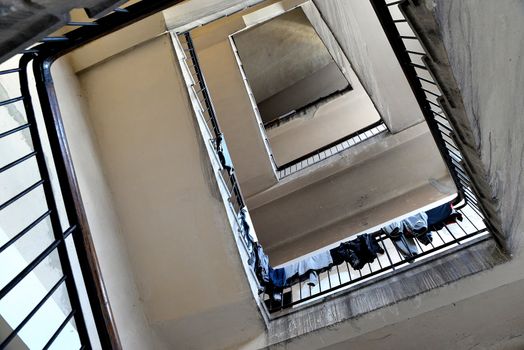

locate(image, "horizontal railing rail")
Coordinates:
276 121 388 179
175 32 260 282
369 0 479 215
260 0 497 313
264 200 489 313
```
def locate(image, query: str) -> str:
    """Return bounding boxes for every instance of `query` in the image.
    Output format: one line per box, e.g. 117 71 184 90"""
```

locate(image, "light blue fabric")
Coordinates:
403 212 428 233
392 235 419 258
284 251 333 287
383 221 403 235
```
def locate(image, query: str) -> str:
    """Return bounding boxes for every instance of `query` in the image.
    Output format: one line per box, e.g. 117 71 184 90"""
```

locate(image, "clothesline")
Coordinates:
250 201 462 302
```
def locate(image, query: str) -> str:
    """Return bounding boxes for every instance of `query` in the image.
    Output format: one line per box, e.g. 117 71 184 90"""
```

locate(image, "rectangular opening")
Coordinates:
230 7 383 171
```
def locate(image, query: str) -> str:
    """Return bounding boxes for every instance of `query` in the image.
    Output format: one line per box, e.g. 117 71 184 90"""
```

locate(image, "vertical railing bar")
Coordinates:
442 224 459 243
379 238 395 270
460 207 481 231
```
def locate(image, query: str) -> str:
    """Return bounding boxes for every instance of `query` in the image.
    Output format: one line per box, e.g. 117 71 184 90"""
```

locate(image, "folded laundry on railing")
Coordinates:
382 201 463 259
237 207 256 265
330 233 384 270
383 212 430 259
284 250 333 287
426 202 462 230
254 244 285 301
216 133 234 171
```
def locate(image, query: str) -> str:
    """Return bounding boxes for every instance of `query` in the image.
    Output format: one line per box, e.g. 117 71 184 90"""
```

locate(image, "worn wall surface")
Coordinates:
313 0 423 133
233 8 342 105
239 1 524 349
432 0 524 253
193 0 383 174
51 56 159 349
190 1 283 197
251 123 455 264
75 33 264 349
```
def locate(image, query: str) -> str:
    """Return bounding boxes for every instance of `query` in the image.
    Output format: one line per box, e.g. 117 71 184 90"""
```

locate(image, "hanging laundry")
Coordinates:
284 250 333 287
404 212 433 246
237 207 256 265
391 234 419 258
382 212 431 259
254 244 270 286
216 133 234 171
426 202 463 230
329 233 384 270
403 212 428 234
254 244 287 302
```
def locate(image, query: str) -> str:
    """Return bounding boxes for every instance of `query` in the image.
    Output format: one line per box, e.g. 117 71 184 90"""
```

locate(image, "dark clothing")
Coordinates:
216 134 234 170
383 212 433 252
255 244 270 285
330 234 384 270
269 267 287 289
254 245 286 302
416 231 433 245
426 203 452 226
425 202 463 231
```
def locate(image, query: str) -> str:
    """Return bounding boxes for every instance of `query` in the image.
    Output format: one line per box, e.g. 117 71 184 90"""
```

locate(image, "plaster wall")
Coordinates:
192 0 383 179
265 76 380 166
251 123 455 264
73 33 263 349
257 62 349 126
68 12 168 73
239 1 524 348
432 0 524 254
233 8 341 104
189 2 284 197
313 0 423 133
51 56 161 349
163 0 266 32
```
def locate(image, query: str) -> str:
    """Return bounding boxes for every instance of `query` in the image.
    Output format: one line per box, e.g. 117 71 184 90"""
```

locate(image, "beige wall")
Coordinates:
243 1 524 348
190 3 280 197
51 56 162 350
233 8 340 104
314 0 423 133
70 32 263 349
191 0 385 180
244 1 382 167
257 62 349 125
266 80 381 166
251 123 456 264
69 12 167 73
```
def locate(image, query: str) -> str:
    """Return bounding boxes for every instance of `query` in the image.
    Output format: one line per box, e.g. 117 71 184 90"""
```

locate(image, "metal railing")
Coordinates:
172 2 495 315
264 200 489 313
258 0 497 313
276 121 388 179
369 0 483 217
0 1 183 349
175 31 258 272
0 1 501 346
